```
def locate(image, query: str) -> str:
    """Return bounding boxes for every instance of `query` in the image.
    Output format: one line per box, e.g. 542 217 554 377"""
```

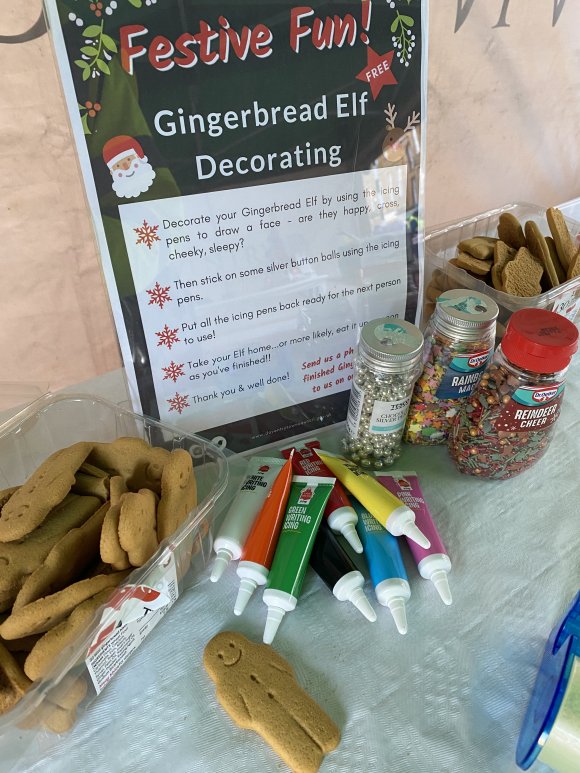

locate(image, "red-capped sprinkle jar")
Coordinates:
448 308 578 479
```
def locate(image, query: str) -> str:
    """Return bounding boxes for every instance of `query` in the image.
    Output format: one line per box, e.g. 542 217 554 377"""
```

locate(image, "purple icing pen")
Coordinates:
375 471 452 606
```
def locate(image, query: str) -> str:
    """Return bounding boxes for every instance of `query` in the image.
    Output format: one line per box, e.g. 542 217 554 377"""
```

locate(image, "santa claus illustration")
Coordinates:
102 135 156 199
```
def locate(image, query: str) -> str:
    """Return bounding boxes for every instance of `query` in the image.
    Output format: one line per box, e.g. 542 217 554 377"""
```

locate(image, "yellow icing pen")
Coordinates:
314 450 430 549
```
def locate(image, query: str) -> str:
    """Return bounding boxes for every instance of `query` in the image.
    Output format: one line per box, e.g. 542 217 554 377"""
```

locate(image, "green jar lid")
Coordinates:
358 318 424 372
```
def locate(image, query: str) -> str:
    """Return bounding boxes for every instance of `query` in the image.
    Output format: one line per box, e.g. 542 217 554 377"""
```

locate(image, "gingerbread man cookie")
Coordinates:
204 631 340 773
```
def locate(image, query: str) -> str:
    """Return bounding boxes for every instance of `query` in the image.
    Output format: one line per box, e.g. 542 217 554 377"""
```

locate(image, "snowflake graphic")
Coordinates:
167 392 190 414
146 282 172 309
162 361 185 383
155 324 180 350
134 220 160 249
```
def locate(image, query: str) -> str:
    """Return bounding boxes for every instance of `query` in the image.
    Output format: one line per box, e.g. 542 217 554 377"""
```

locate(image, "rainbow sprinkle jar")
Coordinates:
404 290 498 445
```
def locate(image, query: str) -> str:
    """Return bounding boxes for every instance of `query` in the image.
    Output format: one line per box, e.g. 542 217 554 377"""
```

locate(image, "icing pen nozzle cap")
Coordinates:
210 550 232 583
403 522 431 549
432 569 453 606
350 587 377 622
234 578 258 616
263 606 286 645
388 598 408 635
342 524 363 554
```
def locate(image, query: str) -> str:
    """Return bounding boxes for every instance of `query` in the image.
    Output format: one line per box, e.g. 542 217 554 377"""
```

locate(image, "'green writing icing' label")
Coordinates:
266 478 334 598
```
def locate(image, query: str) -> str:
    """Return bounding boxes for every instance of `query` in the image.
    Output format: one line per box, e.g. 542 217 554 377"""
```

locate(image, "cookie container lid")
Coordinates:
501 308 579 373
516 591 580 769
433 290 499 341
358 319 424 373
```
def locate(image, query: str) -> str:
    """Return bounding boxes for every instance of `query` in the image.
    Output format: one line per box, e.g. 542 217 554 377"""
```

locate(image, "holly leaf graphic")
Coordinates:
391 18 399 32
80 112 91 135
101 34 118 53
83 25 102 37
82 68 91 81
74 59 89 71
401 15 415 26
81 46 99 56
96 59 111 75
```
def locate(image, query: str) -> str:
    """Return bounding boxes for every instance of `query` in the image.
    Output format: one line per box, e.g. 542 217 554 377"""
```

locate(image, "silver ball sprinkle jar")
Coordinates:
342 318 424 469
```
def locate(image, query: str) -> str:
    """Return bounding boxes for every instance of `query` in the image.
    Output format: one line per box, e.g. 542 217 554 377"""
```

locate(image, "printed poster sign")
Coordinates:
45 0 427 452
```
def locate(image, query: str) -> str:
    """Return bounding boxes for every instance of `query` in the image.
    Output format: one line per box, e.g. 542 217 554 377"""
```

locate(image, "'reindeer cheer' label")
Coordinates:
435 350 491 399
494 383 565 433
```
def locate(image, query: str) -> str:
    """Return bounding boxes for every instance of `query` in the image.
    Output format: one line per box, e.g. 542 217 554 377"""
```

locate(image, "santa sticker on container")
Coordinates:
85 551 178 694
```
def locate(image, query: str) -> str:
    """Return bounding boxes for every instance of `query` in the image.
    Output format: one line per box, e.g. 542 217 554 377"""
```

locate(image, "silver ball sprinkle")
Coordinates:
343 353 418 469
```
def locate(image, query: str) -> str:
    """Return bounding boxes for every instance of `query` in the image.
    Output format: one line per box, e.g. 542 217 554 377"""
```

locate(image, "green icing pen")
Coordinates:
262 475 335 644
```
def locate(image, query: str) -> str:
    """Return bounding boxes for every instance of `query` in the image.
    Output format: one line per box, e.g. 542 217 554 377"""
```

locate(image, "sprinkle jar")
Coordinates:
448 308 578 479
342 318 423 469
404 289 499 445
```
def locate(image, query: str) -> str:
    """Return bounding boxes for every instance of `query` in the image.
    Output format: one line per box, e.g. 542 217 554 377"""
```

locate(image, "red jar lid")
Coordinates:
502 308 579 373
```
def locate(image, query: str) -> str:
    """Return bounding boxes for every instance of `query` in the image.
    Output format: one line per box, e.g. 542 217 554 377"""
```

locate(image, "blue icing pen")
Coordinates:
352 496 410 635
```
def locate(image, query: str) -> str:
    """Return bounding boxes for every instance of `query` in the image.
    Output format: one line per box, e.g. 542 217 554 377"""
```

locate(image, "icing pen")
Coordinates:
210 457 286 582
309 519 376 622
281 439 363 554
262 476 335 644
233 453 294 615
335 531 371 580
352 497 411 635
375 471 452 605
314 450 430 549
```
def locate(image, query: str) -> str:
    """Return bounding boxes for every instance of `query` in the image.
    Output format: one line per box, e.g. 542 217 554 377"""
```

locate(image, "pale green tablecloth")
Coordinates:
2 356 579 773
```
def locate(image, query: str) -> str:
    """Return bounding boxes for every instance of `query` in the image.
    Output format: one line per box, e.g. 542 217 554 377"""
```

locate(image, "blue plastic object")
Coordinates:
516 591 580 770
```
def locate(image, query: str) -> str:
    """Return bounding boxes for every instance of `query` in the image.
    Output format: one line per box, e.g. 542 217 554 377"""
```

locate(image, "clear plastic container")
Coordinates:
0 393 228 755
423 203 580 336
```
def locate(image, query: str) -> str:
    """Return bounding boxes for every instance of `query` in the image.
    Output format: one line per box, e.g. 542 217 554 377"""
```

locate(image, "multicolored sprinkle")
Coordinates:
404 333 489 445
448 362 556 479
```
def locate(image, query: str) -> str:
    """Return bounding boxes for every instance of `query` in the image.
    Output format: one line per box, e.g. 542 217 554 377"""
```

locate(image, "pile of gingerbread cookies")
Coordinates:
425 206 580 329
0 437 197 732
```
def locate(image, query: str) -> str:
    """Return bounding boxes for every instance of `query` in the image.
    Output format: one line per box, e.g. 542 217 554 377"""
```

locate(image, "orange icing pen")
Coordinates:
233 452 294 616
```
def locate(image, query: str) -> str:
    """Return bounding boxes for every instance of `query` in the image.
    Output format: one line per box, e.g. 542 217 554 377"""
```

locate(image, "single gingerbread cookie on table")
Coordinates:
204 631 340 773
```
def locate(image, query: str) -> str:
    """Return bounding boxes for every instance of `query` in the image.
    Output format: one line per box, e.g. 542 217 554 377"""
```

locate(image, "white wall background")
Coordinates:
425 0 580 224
1 0 579 391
